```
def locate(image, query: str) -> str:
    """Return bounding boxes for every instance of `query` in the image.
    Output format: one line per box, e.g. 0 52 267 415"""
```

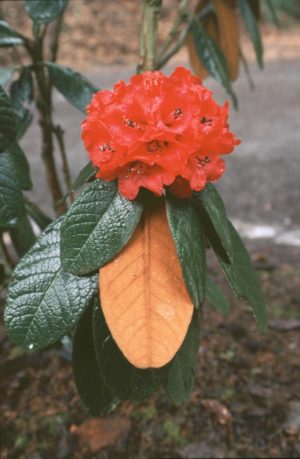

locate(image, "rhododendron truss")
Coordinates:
81 67 240 200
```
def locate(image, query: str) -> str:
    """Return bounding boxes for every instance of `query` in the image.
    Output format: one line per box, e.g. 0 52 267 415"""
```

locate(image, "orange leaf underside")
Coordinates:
187 0 239 81
99 200 193 369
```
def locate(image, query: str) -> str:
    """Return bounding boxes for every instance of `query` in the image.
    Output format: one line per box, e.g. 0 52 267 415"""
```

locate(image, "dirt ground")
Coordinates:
1 1 300 458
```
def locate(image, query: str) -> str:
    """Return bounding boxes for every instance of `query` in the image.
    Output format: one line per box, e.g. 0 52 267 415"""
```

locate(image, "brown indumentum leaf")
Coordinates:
99 200 193 369
187 0 240 81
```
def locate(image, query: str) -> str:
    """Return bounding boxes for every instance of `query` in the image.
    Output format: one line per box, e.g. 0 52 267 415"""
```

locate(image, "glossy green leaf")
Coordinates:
93 300 160 401
0 20 24 47
8 143 32 190
25 0 68 24
10 67 33 117
239 0 264 69
193 184 232 262
47 63 98 112
15 110 33 141
0 85 17 153
25 201 52 230
162 314 200 405
61 161 97 203
0 151 24 228
206 277 230 316
166 195 206 309
191 18 238 108
61 179 143 275
72 161 97 192
4 218 98 351
73 303 118 416
208 219 268 333
9 213 36 257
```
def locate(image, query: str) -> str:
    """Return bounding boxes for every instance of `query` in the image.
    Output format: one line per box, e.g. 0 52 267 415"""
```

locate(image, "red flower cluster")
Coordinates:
81 67 240 200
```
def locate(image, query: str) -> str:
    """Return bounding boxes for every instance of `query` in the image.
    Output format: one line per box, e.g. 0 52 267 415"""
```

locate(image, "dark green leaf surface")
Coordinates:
73 304 118 416
10 67 33 117
162 314 200 405
61 161 97 203
9 213 36 257
71 161 97 192
0 151 24 228
47 63 98 112
166 195 206 309
61 180 143 275
93 301 160 401
191 19 237 108
193 184 232 262
239 0 264 68
8 143 32 190
4 218 98 351
0 85 17 153
206 277 230 316
25 0 67 24
0 20 24 47
209 219 268 332
25 201 52 230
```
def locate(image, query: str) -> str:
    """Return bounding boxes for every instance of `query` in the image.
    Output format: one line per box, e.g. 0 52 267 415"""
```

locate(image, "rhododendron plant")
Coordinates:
3 0 268 418
82 67 240 200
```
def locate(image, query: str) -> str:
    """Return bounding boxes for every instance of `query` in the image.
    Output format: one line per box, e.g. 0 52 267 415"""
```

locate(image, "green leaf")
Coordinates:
25 201 52 230
73 303 118 416
239 0 264 69
47 63 98 112
0 20 24 47
61 161 97 203
0 85 17 153
93 300 160 401
71 161 98 192
7 143 32 190
4 218 98 351
10 67 33 117
166 195 206 309
191 18 238 108
263 0 280 27
162 314 200 405
0 151 24 228
193 184 232 262
15 110 33 141
25 0 68 24
9 213 36 257
0 67 14 86
208 219 268 333
61 179 143 275
206 277 230 316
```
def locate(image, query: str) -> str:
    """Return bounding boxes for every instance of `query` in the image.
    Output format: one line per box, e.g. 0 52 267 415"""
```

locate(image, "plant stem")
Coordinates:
53 124 74 203
157 0 190 59
137 0 162 73
25 35 67 216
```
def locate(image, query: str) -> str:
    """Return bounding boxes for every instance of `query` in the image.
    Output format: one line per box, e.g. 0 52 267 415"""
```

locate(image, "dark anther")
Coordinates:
173 108 183 119
147 140 165 152
196 155 211 166
201 117 212 124
99 143 115 152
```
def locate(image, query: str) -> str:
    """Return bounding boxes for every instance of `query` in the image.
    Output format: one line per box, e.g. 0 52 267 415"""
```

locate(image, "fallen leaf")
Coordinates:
100 200 193 369
73 417 131 453
283 401 300 436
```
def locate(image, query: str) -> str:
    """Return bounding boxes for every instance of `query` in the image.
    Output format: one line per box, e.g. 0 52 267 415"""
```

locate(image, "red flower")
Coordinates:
81 67 240 200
